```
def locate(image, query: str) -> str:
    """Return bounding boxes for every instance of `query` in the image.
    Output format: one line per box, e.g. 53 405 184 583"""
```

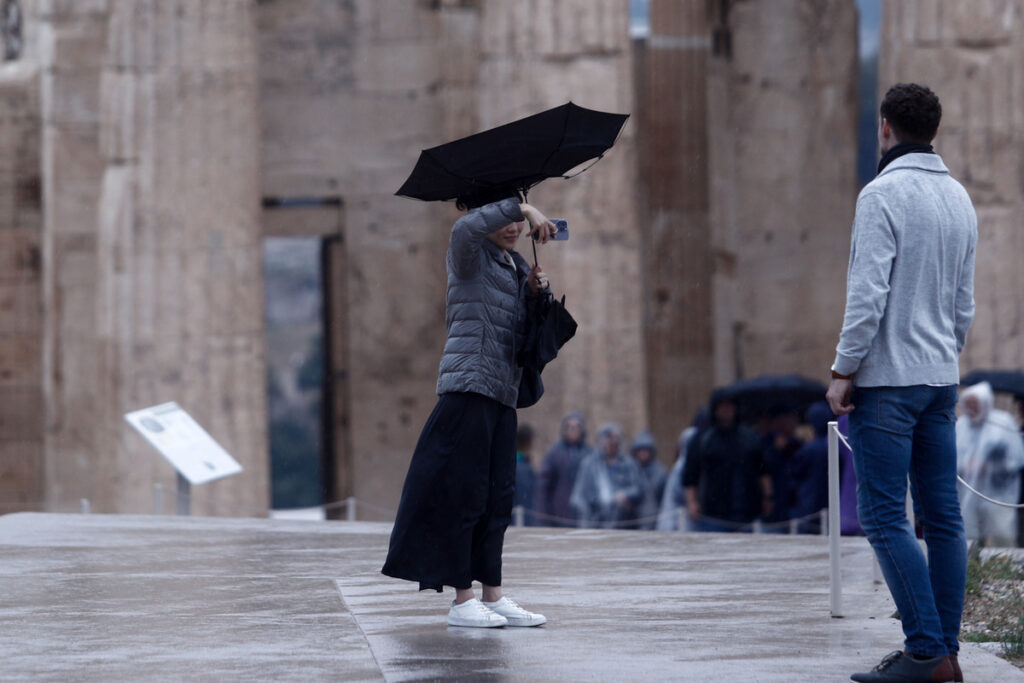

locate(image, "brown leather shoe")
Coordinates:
948 654 963 683
850 650 956 682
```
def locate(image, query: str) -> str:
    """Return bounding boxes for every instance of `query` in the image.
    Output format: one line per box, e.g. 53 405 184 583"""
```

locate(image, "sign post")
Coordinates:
125 402 243 515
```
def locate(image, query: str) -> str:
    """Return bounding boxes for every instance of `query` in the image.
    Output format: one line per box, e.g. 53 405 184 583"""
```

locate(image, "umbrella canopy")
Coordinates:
396 102 629 202
720 374 828 418
960 369 1024 399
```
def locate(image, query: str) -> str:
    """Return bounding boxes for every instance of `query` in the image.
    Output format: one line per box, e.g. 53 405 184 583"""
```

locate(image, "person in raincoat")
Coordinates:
514 424 537 526
631 430 667 530
656 410 709 531
382 190 556 629
536 412 594 527
683 391 771 532
569 423 643 529
789 401 834 534
956 381 1024 546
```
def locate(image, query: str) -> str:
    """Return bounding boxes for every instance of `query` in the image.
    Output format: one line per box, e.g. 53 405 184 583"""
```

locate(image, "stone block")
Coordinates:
41 13 107 72
913 0 943 45
0 282 41 334
951 0 1016 47
0 229 41 282
354 42 441 94
0 333 42 385
0 440 44 508
0 386 43 440
98 70 137 163
36 0 109 20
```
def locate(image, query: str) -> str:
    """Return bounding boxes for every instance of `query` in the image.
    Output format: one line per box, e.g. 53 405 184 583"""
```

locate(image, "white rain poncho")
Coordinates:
955 382 1024 543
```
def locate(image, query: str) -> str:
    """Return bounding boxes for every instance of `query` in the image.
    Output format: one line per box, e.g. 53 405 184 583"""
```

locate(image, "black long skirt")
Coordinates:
381 392 517 592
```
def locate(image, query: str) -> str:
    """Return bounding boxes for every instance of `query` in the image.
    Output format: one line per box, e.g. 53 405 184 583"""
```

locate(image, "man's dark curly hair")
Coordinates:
879 83 942 144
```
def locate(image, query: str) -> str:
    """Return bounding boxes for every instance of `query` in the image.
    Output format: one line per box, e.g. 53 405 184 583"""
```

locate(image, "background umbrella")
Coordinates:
396 101 629 202
960 369 1024 399
721 373 828 419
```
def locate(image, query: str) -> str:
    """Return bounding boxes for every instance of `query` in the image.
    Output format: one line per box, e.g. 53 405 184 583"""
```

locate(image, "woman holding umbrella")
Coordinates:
382 188 556 628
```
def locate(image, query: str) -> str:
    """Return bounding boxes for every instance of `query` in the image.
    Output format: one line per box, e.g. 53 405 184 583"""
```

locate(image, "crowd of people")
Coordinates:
513 393 848 534
512 384 1024 546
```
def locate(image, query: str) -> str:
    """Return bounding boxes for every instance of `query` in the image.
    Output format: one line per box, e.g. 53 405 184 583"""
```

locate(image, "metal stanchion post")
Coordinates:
789 519 799 535
176 473 191 516
676 507 686 532
513 505 525 527
346 496 357 521
80 498 91 515
752 519 763 534
828 421 843 618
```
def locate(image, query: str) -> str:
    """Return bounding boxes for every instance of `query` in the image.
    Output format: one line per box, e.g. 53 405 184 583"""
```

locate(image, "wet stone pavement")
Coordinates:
0 513 1021 682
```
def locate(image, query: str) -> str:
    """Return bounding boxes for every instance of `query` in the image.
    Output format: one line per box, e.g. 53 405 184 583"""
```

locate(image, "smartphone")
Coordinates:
552 219 569 241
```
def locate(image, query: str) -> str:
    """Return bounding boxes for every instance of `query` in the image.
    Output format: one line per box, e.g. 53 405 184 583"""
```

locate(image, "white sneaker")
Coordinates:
481 597 547 627
447 598 508 628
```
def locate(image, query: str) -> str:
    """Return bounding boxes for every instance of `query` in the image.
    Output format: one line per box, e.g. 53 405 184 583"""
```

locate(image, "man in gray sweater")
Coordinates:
827 83 976 683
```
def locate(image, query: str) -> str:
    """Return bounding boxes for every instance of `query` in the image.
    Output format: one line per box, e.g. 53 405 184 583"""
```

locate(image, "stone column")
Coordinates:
707 0 858 388
635 0 713 460
0 59 43 513
40 0 268 515
881 0 1024 371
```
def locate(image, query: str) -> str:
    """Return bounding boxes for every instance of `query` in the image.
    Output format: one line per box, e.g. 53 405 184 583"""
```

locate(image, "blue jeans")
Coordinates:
849 385 966 657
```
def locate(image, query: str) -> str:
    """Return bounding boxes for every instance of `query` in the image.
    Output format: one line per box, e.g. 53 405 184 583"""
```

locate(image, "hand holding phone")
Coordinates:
551 219 569 241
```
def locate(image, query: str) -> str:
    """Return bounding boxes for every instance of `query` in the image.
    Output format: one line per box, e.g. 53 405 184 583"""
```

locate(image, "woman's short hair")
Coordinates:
880 83 942 144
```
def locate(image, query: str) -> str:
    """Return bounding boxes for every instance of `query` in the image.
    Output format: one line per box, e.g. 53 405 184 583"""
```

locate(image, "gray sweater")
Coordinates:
436 198 531 407
833 153 976 387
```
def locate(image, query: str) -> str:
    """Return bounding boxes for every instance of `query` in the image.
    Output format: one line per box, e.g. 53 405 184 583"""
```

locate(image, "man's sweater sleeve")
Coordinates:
954 233 976 353
448 198 524 279
833 191 897 376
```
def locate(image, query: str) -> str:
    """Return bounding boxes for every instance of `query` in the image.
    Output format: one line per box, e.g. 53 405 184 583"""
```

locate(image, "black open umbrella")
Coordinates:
960 369 1024 399
395 102 629 202
721 374 828 418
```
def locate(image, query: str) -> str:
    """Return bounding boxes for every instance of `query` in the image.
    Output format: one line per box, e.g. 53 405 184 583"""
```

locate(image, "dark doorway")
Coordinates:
261 197 349 516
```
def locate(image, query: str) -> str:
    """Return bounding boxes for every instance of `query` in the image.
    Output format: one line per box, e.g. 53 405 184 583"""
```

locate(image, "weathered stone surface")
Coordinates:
881 0 1024 378
634 0 714 456
708 0 859 386
32 0 268 516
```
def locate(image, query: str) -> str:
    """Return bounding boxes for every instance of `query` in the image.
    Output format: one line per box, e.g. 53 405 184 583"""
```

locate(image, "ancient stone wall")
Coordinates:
635 0 713 460
0 61 43 513
37 0 268 515
707 0 858 389
880 0 1024 372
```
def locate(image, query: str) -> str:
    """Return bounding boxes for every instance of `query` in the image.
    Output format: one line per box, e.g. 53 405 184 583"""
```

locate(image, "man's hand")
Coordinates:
826 378 855 415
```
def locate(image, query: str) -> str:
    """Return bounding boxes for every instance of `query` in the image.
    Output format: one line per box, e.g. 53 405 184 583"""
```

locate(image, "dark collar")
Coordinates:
877 142 934 175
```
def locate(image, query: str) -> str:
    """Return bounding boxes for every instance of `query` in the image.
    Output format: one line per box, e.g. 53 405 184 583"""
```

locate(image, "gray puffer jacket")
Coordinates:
436 198 534 408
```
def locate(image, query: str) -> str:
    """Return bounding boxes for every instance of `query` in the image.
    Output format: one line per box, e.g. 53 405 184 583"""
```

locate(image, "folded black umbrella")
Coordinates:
721 374 828 418
516 294 578 409
960 369 1024 399
396 102 629 202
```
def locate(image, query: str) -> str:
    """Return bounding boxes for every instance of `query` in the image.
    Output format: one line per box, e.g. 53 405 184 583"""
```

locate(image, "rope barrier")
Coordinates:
835 426 1024 509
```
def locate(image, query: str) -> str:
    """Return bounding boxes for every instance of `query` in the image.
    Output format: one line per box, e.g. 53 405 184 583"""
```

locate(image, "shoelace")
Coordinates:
465 600 500 617
873 651 904 672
